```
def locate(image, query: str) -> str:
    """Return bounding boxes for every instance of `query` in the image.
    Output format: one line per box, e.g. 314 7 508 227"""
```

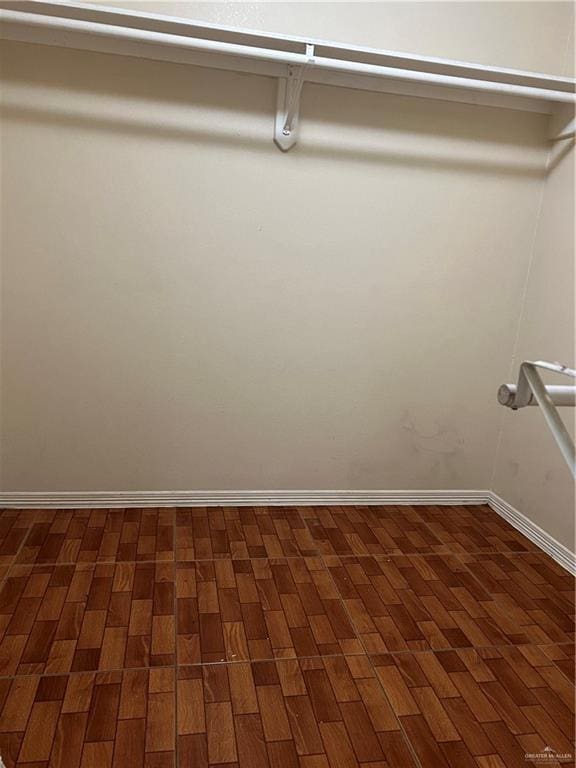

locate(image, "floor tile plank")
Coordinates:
0 562 175 675
175 506 318 560
459 552 574 646
0 505 573 768
176 655 418 767
0 668 175 767
176 557 362 663
325 554 509 652
303 505 447 556
414 505 538 554
371 646 575 768
15 510 175 565
0 512 38 566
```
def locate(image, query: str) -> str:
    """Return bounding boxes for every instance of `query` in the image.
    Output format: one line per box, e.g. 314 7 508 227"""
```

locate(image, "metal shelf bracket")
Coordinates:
274 44 315 152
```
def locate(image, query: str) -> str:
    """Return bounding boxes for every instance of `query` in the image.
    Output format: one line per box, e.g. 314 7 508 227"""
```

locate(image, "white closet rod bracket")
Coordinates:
274 44 314 151
498 361 576 479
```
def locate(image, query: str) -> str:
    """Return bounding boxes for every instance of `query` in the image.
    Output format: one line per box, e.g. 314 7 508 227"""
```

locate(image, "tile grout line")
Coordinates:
0 511 179 767
0 639 574 681
453 539 576 690
411 506 575 657
177 506 460 767
298 506 575 765
533 651 576 690
449 547 576 666
315 547 572 768
297 503 561 634
3 508 571 651
2 510 572 738
2 508 572 767
268 505 425 766
312 505 574 651
1 510 42 586
315 545 426 768
4 502 550 570
396 502 540 563
2 545 550 571
294 505 429 768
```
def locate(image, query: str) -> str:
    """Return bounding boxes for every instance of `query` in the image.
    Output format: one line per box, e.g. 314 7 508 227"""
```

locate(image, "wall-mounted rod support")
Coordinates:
498 361 576 479
274 44 314 150
282 44 314 135
281 68 304 136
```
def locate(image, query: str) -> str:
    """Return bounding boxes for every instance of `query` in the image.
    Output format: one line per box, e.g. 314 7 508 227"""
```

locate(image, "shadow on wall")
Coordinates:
0 40 555 178
0 102 552 179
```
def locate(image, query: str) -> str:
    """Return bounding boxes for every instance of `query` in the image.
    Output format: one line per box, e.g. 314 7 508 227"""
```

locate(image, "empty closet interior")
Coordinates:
0 2 574 767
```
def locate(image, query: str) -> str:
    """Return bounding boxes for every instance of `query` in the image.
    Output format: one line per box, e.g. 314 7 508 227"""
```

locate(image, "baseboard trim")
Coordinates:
1 488 573 574
487 492 576 576
0 489 487 508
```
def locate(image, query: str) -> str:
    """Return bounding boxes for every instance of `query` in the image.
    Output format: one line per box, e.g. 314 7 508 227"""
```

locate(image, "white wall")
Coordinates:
0 3 574 550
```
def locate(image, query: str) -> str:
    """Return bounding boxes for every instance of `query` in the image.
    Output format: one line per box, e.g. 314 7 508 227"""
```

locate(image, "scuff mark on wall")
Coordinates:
401 411 464 455
508 460 520 478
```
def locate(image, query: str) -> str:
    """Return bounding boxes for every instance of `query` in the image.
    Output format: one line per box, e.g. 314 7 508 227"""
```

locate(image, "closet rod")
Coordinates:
1 0 574 150
2 8 574 104
498 384 576 408
498 361 576 479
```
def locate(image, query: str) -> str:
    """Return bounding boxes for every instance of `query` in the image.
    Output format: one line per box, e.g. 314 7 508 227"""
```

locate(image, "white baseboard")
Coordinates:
1 488 573 574
0 489 487 508
487 492 576 576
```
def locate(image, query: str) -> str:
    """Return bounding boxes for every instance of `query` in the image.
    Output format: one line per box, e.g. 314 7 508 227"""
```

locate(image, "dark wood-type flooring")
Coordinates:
0 505 573 767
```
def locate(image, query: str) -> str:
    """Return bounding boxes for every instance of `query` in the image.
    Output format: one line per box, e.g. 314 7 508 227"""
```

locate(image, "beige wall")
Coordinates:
493 140 575 550
0 3 574 549
491 16 575 553
87 1 574 75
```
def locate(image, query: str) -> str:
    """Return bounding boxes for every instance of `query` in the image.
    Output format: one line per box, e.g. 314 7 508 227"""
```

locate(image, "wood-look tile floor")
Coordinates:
0 505 573 767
